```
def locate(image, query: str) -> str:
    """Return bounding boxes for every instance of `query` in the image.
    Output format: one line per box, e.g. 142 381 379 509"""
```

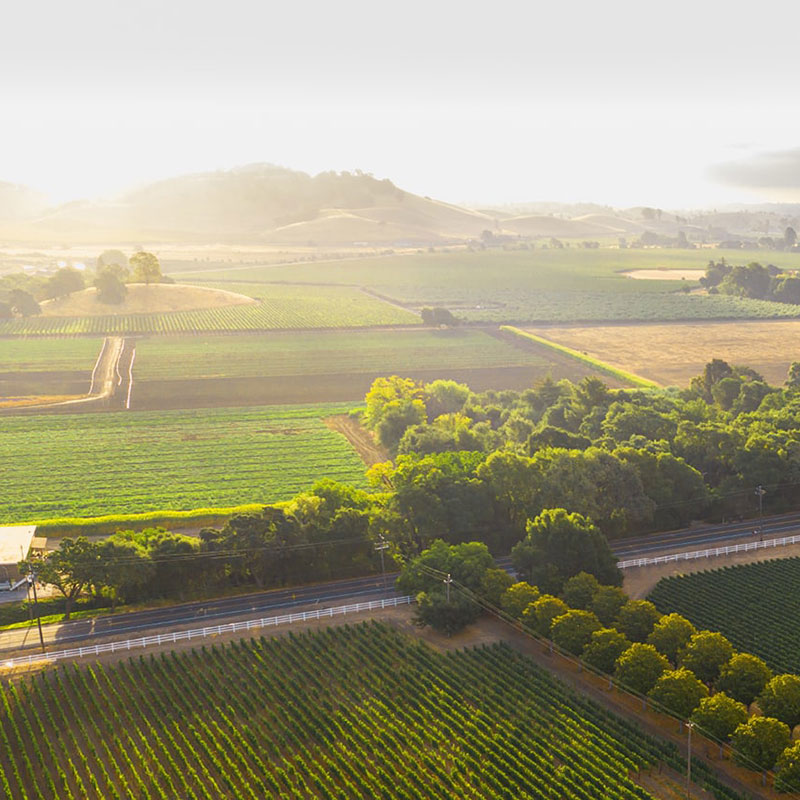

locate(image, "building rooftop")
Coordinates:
0 526 37 566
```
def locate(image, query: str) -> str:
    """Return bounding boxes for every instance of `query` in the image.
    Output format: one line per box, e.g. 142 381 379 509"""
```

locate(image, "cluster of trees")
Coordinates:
362 364 800 546
0 250 167 317
755 226 798 252
701 259 800 305
94 250 167 304
632 230 694 249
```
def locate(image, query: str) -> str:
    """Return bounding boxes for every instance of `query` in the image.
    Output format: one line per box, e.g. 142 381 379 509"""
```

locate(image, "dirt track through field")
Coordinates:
324 414 389 466
0 336 128 413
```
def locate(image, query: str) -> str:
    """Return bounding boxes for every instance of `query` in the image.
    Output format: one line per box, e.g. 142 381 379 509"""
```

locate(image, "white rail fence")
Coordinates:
3 595 414 669
617 534 800 569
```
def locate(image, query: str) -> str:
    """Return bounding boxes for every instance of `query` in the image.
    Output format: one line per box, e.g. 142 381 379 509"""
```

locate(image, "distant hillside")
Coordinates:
0 182 48 223
500 212 646 238
3 165 800 245
4 165 495 245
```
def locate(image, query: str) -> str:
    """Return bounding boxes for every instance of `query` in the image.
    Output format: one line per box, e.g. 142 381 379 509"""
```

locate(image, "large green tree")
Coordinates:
647 668 708 719
691 693 748 744
647 613 696 663
523 594 568 637
396 539 493 596
511 508 621 594
130 251 162 285
591 585 628 625
499 582 540 620
582 628 631 674
717 653 772 706
550 609 602 655
19 537 100 619
679 631 734 685
731 717 791 772
615 600 661 643
43 267 84 300
614 643 670 696
758 674 800 729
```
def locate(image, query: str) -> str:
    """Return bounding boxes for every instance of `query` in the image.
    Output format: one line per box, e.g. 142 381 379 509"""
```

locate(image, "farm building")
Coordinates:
0 526 37 586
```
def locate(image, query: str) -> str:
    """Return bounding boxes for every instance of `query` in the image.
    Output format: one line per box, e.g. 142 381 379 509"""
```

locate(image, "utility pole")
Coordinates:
755 485 766 539
27 574 45 654
374 536 389 593
686 722 693 798
444 573 452 603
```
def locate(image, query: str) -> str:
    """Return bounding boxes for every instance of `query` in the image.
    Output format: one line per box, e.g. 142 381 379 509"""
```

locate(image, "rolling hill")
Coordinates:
3 165 497 245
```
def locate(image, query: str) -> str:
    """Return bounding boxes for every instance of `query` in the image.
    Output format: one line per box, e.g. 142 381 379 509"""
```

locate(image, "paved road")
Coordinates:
612 510 800 558
0 573 399 655
4 512 798 655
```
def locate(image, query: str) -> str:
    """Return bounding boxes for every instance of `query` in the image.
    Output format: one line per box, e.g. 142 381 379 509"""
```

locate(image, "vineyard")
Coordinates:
133 329 549 381
648 558 800 674
0 285 417 336
0 403 368 524
180 248 800 324
0 338 103 373
0 622 744 799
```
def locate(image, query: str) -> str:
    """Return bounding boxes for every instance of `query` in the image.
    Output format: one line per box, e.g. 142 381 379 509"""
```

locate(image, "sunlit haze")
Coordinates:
4 0 800 208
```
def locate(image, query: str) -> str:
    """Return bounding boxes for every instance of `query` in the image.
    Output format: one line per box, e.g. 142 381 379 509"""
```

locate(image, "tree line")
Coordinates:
701 259 800 305
22 360 800 617
398 539 800 788
0 250 167 318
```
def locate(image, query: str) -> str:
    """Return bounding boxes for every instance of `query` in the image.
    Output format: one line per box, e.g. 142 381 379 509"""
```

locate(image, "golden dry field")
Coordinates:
527 320 800 387
38 283 256 316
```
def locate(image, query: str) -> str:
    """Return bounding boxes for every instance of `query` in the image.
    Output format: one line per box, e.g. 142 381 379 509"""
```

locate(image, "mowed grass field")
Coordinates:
182 248 800 324
0 622 739 800
132 329 551 380
525 320 800 387
0 284 418 336
0 403 367 524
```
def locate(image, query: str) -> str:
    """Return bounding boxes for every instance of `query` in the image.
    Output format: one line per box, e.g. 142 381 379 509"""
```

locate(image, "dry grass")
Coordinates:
39 283 256 317
621 269 705 280
0 395 82 408
528 320 800 386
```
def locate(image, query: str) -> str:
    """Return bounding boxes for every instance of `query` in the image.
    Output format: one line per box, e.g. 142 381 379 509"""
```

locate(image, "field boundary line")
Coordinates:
125 346 136 409
500 325 660 388
1 595 414 669
88 337 108 395
618 533 800 569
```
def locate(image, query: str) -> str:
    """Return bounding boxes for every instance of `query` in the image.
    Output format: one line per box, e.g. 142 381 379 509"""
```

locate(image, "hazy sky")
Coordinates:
3 0 800 208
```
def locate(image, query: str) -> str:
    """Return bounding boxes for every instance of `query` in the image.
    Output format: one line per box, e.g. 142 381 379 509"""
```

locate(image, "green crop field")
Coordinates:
181 248 800 324
0 285 418 336
0 338 103 372
132 329 549 381
0 622 743 800
0 403 367 524
648 559 800 675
